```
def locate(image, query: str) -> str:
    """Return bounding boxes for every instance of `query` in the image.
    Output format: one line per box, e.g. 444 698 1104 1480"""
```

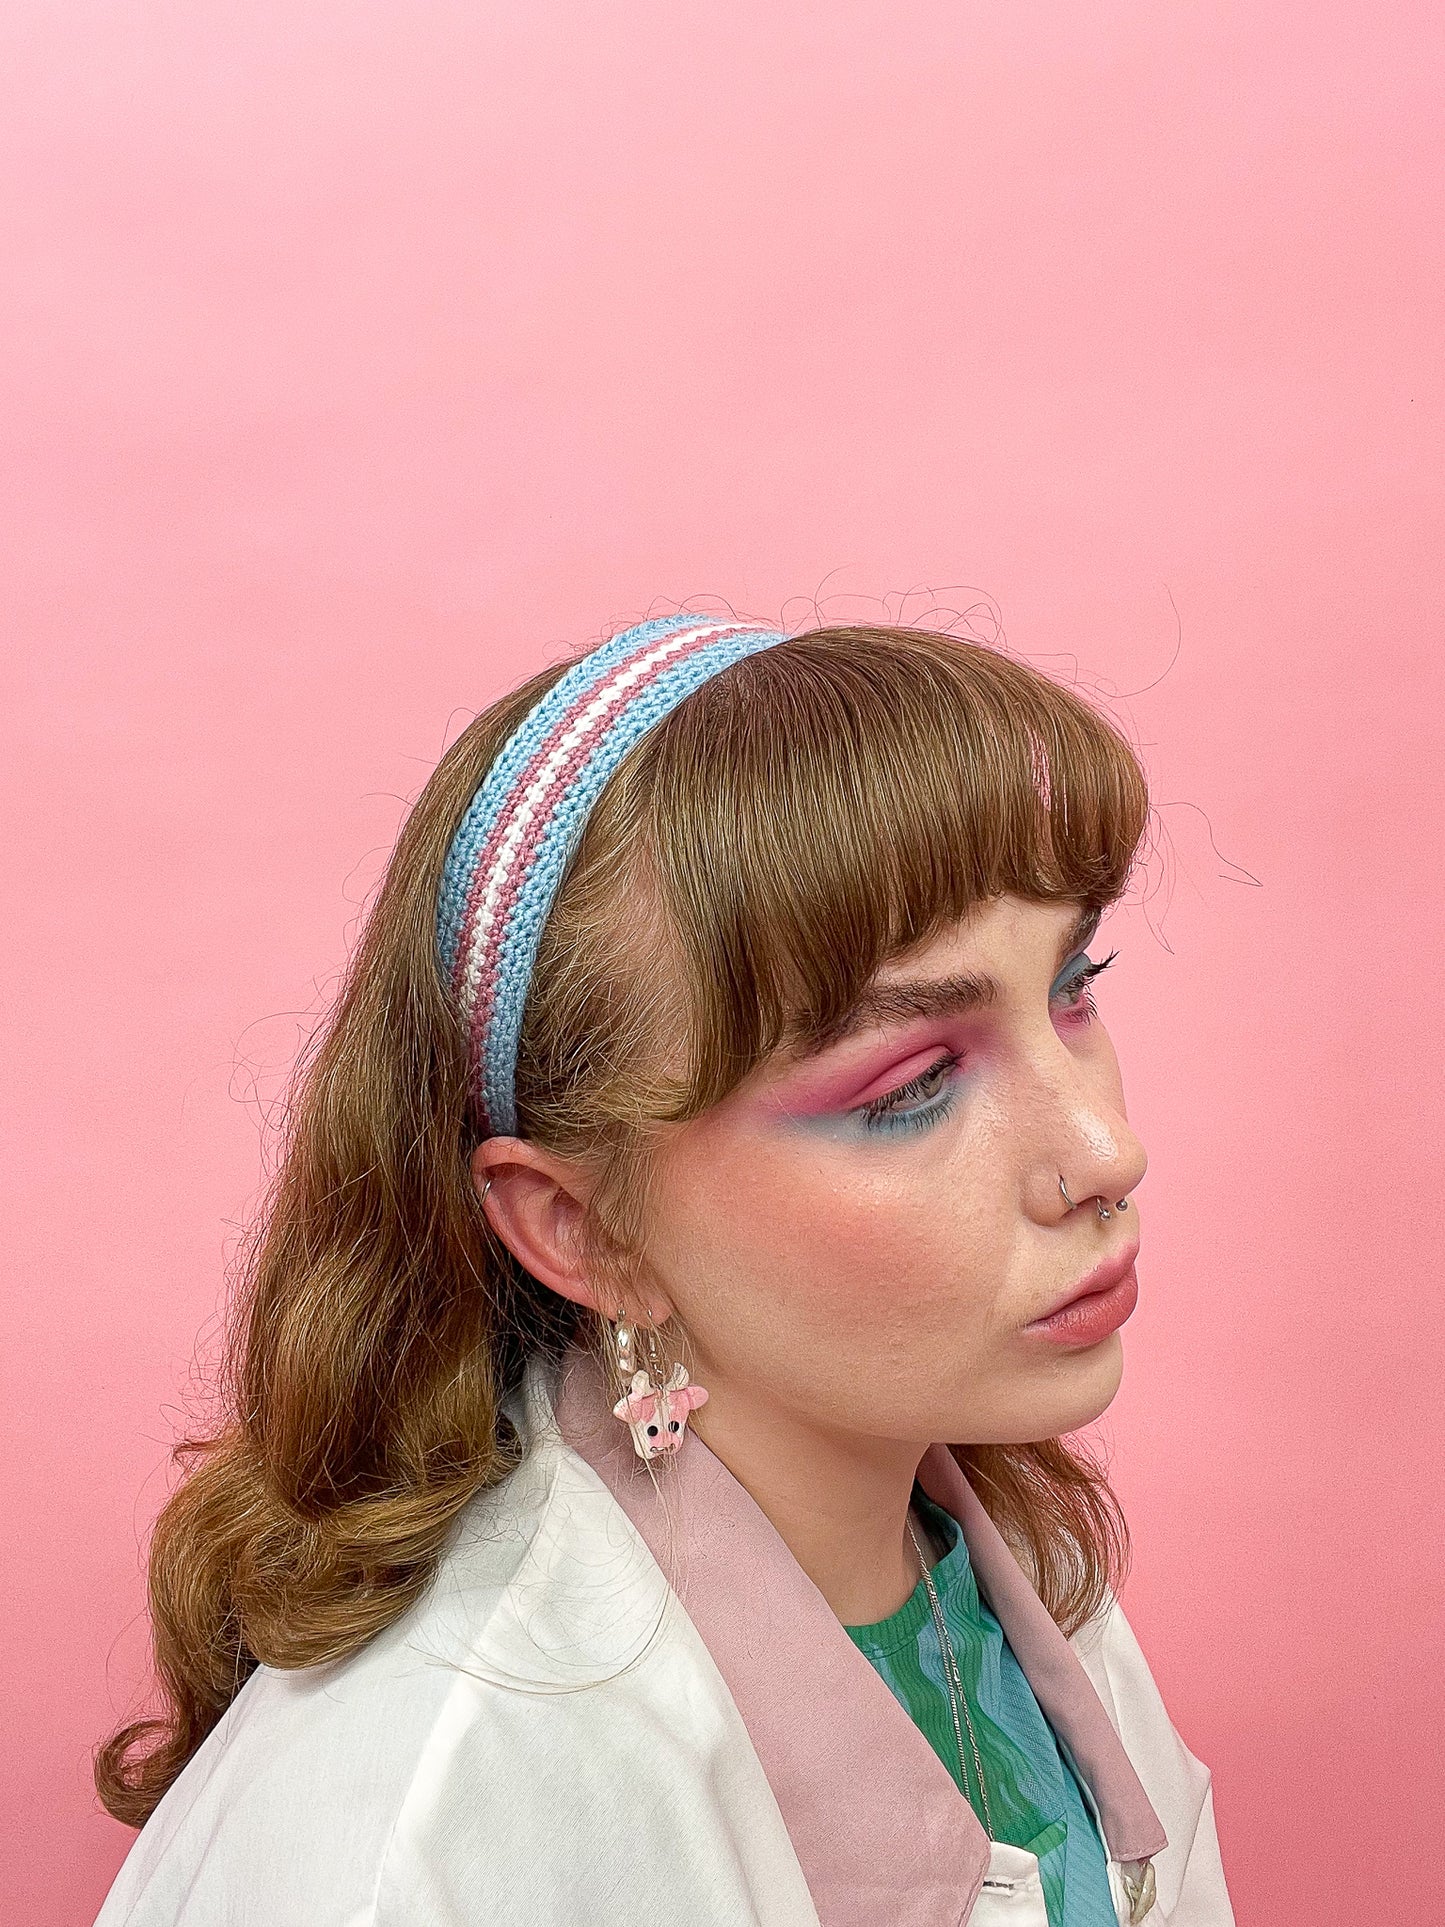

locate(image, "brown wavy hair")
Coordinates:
96 621 1149 1827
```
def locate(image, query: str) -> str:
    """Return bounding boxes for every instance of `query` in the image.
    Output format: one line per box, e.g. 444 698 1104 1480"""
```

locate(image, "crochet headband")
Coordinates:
436 612 791 1136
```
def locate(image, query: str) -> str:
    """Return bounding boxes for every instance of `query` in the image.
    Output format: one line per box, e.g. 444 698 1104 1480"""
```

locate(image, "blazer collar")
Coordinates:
543 1343 1166 1927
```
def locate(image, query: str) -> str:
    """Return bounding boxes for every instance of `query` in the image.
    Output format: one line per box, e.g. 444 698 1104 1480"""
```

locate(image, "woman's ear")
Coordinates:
470 1137 598 1310
470 1136 670 1321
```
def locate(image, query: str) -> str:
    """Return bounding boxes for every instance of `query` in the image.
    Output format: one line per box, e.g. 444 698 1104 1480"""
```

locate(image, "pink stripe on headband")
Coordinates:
455 620 755 1014
454 619 764 1124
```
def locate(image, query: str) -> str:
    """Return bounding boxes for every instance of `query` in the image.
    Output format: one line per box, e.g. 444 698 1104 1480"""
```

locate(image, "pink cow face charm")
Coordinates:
612 1362 709 1460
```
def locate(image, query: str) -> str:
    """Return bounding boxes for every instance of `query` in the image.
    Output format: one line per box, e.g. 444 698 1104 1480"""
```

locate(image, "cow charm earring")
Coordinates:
610 1315 708 1460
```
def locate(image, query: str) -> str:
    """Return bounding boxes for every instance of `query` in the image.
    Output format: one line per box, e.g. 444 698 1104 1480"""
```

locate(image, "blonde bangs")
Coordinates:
636 624 1149 1114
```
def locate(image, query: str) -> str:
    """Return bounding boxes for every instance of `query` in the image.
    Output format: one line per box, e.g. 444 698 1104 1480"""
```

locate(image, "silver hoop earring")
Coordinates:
477 1177 493 1206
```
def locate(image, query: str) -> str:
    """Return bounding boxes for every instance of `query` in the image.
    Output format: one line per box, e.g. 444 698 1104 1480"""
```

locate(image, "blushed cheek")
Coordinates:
732 1162 878 1272
655 1135 893 1310
672 1137 991 1338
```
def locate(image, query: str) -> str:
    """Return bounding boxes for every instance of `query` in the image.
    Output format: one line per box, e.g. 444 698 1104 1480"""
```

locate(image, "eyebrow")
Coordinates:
795 904 1104 1057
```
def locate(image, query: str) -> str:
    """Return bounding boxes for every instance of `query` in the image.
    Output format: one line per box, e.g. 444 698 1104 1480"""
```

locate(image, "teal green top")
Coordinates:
843 1488 1117 1927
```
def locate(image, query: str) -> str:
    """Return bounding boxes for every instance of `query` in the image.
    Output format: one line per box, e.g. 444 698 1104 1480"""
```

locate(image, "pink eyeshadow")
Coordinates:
765 1042 953 1118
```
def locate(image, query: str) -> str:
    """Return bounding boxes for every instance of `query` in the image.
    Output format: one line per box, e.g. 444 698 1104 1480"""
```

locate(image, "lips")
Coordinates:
1027 1241 1141 1327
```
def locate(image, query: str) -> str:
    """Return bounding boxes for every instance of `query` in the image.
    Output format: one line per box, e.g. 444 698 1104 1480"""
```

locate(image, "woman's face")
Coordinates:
636 894 1148 1447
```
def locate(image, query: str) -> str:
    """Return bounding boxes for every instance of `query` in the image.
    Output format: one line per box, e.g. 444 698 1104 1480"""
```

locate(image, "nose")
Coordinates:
1025 1040 1148 1223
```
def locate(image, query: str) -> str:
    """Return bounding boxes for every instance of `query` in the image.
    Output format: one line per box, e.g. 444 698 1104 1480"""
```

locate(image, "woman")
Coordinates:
95 613 1236 1925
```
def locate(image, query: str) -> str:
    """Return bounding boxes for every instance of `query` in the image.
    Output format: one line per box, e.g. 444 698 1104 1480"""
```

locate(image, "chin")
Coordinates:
966 1333 1126 1444
1045 1333 1126 1435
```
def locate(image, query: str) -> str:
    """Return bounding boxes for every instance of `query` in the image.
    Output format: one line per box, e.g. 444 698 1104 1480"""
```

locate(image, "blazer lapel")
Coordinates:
914 1444 1168 1865
549 1343 1166 1925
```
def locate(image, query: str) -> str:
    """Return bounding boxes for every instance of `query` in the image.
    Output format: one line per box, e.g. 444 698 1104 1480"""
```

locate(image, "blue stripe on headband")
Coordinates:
436 613 699 978
437 613 790 1135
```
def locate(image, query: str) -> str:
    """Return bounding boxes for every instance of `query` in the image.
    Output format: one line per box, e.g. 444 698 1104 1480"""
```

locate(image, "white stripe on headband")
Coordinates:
437 613 790 1134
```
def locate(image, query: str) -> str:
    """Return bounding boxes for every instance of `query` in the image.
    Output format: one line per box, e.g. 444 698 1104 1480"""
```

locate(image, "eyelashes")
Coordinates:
1055 948 1118 1020
853 949 1119 1137
858 1052 962 1135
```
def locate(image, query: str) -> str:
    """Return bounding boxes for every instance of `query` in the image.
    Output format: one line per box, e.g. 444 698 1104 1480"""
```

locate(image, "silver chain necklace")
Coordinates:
907 1510 996 1841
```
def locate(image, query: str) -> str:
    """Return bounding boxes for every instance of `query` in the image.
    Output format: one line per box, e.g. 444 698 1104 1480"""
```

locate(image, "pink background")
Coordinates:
4 3 1442 1921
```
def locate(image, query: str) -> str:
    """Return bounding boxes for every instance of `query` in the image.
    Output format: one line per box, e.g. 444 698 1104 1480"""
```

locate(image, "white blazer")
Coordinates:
95 1345 1235 1927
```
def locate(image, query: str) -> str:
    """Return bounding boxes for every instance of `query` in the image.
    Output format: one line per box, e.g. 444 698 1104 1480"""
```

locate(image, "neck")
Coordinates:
683 1370 938 1624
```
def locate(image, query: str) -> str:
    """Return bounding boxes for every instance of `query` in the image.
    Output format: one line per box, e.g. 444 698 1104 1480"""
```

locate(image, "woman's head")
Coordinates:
477 623 1149 1452
97 614 1149 1827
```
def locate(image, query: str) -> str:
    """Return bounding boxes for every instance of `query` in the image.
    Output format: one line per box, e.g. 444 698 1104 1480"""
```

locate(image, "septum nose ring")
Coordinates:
1060 1175 1131 1222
